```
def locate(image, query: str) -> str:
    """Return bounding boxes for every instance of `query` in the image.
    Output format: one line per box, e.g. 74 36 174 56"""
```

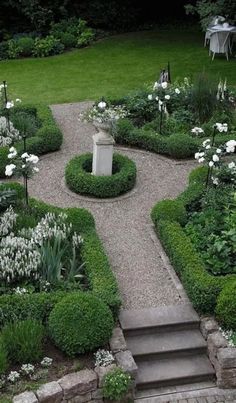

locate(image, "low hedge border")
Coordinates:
114 118 236 159
65 153 136 198
151 167 236 322
0 104 63 178
0 183 121 327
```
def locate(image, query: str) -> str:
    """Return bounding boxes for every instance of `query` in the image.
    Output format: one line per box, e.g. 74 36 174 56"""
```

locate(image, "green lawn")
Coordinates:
0 29 235 104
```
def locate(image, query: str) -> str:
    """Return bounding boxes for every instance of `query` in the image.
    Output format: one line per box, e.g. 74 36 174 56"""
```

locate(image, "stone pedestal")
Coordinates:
92 124 114 176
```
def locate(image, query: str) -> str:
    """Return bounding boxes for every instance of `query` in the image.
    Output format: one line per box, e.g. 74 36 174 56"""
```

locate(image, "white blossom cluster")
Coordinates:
40 356 53 367
82 104 129 124
191 127 204 135
0 206 17 236
5 148 39 177
20 364 35 376
7 371 20 383
94 349 115 367
0 234 41 282
215 122 228 133
72 233 84 248
0 117 21 147
14 286 28 295
219 327 236 347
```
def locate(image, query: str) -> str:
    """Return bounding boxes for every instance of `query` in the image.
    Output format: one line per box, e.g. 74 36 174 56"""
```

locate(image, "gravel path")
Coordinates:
28 102 197 309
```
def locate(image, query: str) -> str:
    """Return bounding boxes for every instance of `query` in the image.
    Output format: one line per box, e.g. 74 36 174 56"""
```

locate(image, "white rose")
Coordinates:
164 95 170 100
212 154 219 162
228 162 235 169
148 94 153 100
161 81 168 89
98 101 106 109
209 161 214 167
175 88 180 94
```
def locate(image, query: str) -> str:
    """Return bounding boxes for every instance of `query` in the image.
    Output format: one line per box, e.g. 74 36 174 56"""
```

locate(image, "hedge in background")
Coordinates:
65 153 136 198
151 167 236 315
0 104 63 178
216 280 236 331
0 183 121 326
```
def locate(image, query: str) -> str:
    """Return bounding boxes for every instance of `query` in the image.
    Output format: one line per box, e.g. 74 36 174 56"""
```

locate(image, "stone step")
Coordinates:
119 304 200 336
136 354 215 390
126 329 207 360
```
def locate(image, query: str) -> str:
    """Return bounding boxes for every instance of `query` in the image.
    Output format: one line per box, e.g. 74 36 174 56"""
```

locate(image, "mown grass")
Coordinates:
0 29 235 104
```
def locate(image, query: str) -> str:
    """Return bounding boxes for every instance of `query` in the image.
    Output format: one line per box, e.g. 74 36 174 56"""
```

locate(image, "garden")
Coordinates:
0 0 236 400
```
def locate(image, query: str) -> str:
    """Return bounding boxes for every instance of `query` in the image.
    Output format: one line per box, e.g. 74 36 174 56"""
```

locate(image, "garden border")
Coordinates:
0 104 63 178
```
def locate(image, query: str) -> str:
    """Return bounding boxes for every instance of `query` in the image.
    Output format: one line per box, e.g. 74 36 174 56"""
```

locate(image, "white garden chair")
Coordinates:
209 31 231 60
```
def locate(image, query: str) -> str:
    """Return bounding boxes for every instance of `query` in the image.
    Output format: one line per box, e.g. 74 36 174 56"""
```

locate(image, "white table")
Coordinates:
207 24 236 34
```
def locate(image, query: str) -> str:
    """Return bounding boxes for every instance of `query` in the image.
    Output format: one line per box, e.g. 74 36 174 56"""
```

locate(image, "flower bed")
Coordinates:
0 103 63 178
65 153 136 198
151 165 236 327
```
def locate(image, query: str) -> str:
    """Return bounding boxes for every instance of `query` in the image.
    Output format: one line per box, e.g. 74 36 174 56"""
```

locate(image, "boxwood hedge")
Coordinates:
151 167 236 316
0 183 121 327
114 118 236 159
65 153 136 198
0 104 63 178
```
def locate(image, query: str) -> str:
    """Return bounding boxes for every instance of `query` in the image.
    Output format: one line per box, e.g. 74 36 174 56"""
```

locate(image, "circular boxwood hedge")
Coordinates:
65 152 136 198
48 292 114 356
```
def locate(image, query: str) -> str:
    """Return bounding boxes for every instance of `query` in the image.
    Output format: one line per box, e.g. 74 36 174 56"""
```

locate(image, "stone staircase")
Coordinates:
119 304 215 398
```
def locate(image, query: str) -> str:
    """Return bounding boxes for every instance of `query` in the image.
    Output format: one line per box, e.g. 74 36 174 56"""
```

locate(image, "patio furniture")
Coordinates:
209 30 231 60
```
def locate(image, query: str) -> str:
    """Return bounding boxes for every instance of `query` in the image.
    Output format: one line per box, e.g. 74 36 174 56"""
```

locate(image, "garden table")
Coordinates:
206 25 236 60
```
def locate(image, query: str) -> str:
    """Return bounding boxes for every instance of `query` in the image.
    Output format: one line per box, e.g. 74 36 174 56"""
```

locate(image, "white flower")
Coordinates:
202 139 210 147
7 371 20 383
148 94 153 100
212 154 219 162
215 122 228 133
164 94 170 100
191 127 204 135
15 98 21 103
98 101 106 109
41 357 53 367
195 152 200 160
198 157 205 163
205 145 211 149
175 88 180 94
26 154 39 164
6 101 14 109
209 161 214 167
8 147 17 159
20 364 34 376
158 100 163 112
161 81 168 89
228 162 235 169
155 96 159 101
5 163 16 176
21 152 29 159
94 349 115 367
33 167 39 173
226 140 236 153
216 148 222 154
153 81 158 90
212 177 219 185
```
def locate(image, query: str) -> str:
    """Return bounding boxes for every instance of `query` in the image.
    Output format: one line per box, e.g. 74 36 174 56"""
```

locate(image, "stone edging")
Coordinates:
200 316 236 389
13 326 137 403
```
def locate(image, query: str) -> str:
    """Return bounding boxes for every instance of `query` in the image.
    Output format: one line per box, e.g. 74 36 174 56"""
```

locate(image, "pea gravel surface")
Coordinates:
27 102 197 309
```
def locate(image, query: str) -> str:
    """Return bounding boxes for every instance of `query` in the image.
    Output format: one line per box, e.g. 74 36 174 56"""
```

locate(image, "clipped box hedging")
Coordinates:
0 104 63 178
0 183 121 327
216 280 236 330
65 153 136 198
151 167 236 315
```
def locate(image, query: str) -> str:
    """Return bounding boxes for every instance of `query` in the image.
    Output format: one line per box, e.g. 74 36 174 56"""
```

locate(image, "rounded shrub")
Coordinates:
151 199 187 226
48 292 114 356
0 336 8 375
167 133 198 159
65 153 136 198
102 367 132 401
60 32 77 48
17 37 34 57
216 281 236 330
2 319 44 364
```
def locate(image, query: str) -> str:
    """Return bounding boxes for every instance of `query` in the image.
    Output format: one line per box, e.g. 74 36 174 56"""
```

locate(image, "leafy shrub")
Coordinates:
17 36 34 57
7 39 20 59
65 153 136 198
102 367 132 401
0 189 17 212
33 36 64 57
48 293 114 356
77 29 95 47
0 336 8 375
216 281 236 330
2 319 44 364
0 42 8 60
151 200 187 227
60 32 77 48
167 133 198 159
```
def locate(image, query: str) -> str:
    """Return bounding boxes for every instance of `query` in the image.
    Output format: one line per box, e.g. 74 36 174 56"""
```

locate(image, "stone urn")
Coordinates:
92 120 115 176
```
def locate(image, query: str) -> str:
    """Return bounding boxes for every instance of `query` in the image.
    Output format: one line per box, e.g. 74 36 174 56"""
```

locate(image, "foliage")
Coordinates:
185 0 236 30
167 133 198 158
17 37 35 57
189 73 217 123
216 280 236 330
102 367 132 401
151 200 187 227
0 190 17 212
0 336 8 376
33 36 64 58
48 292 114 356
2 319 44 364
65 153 136 198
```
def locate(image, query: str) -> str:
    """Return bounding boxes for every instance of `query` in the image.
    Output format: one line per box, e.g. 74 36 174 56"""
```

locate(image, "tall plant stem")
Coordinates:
3 81 10 131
